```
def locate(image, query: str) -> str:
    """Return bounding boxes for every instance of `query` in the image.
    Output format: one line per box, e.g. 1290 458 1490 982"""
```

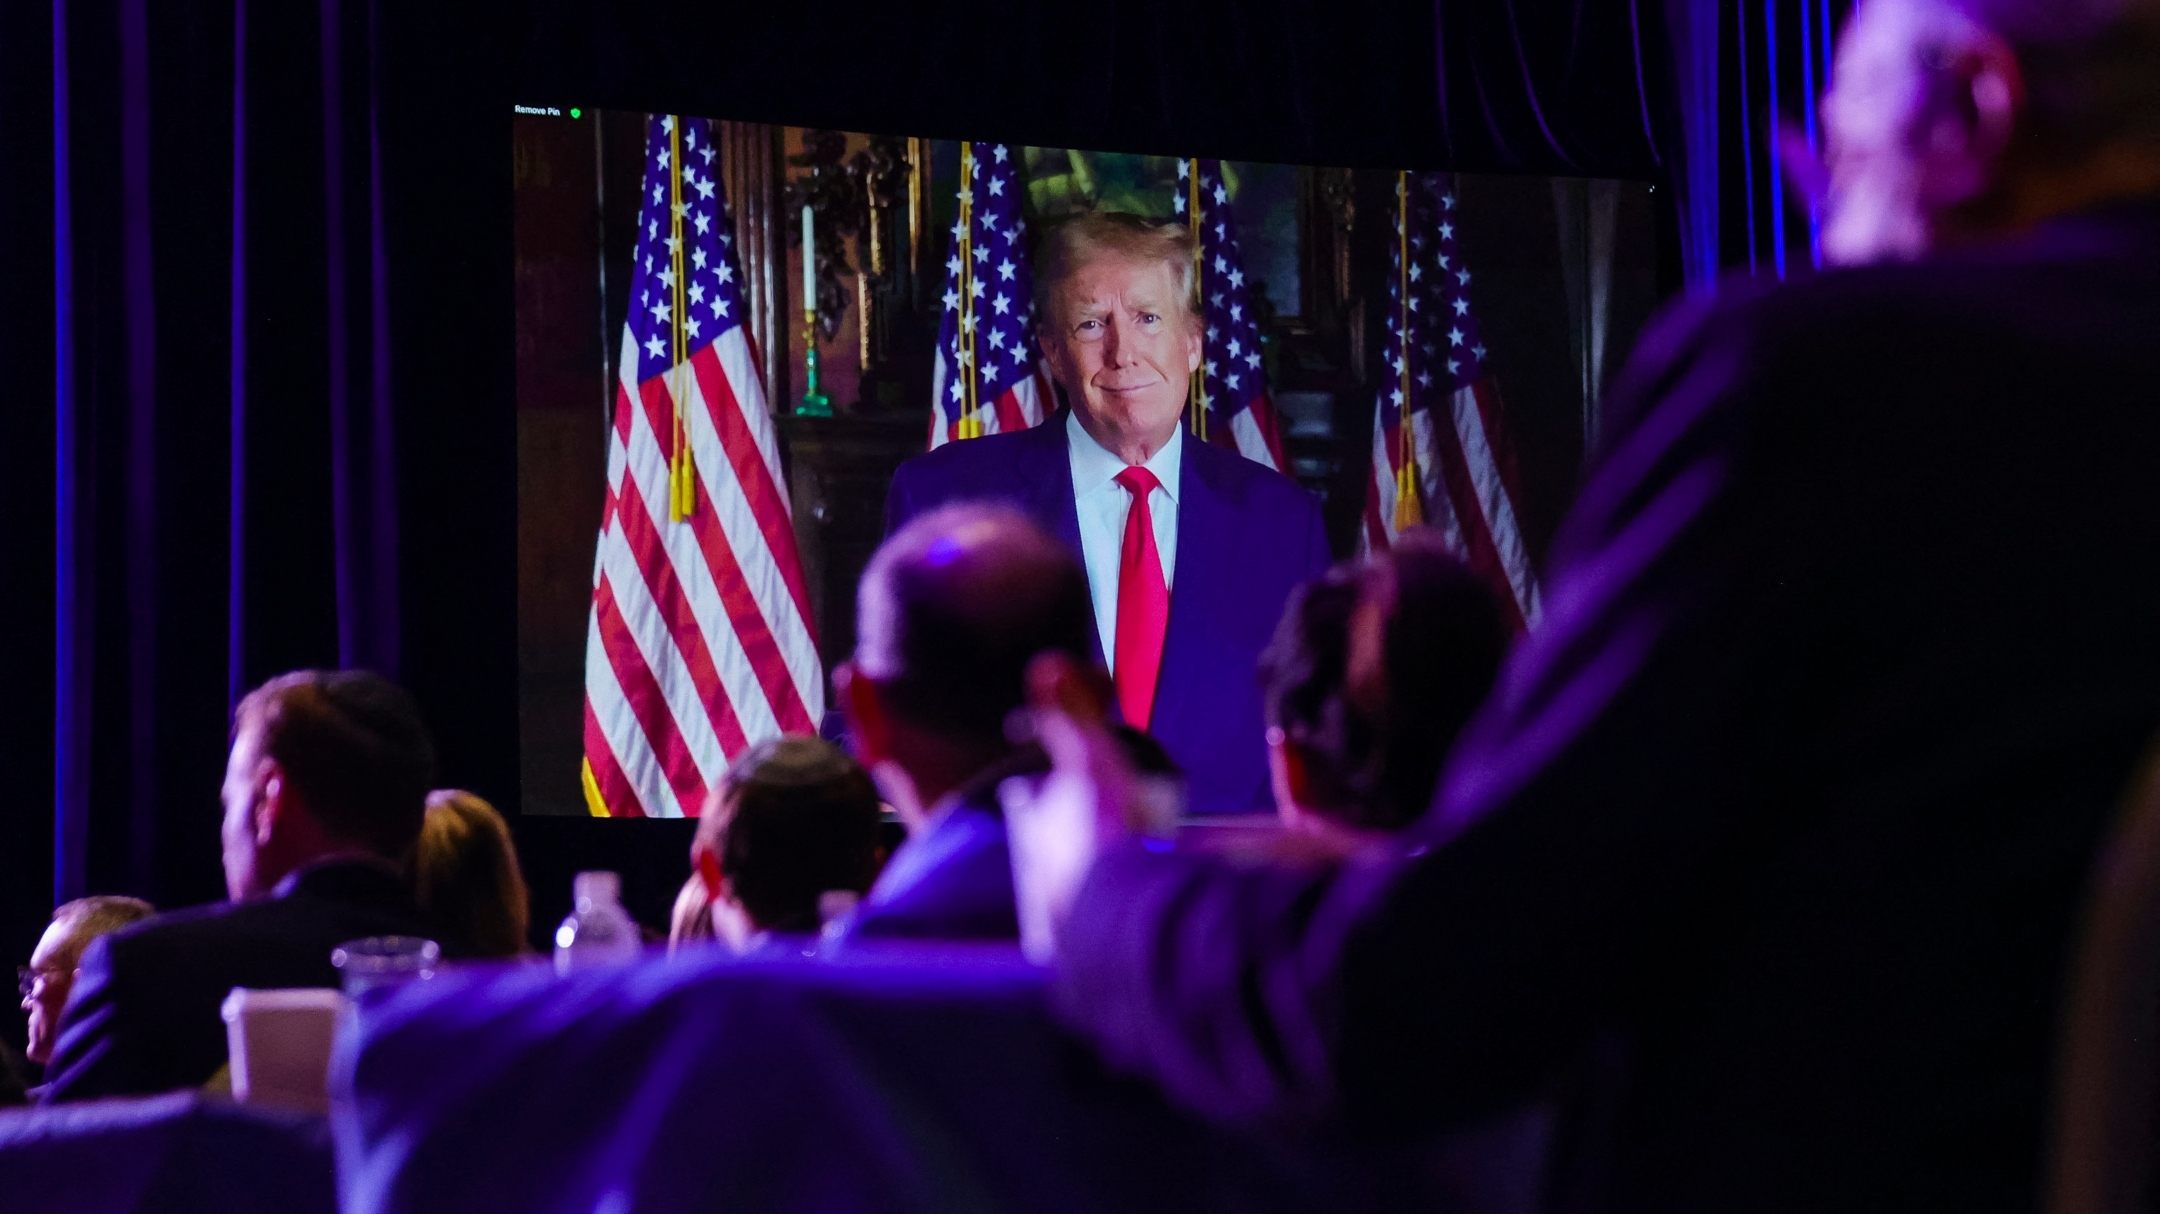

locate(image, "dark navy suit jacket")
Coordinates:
1054 203 2160 1212
43 861 434 1103
884 414 1332 815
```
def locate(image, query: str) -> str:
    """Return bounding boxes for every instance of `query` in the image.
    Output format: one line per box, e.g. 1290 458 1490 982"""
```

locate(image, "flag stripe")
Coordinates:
693 335 817 638
581 694 644 819
608 409 760 757
630 370 811 738
596 505 735 794
1457 381 1541 624
694 334 824 721
591 572 704 817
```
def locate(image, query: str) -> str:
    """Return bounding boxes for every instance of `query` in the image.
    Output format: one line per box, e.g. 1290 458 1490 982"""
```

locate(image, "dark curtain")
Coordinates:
35 0 513 913
0 0 62 1016
1667 0 1850 287
513 0 1672 179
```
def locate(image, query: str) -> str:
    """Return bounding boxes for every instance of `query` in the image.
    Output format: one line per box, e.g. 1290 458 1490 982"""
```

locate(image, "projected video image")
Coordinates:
514 110 1657 817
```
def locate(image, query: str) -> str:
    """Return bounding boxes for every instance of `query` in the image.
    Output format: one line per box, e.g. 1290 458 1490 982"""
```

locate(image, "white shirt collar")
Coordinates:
1066 410 1182 501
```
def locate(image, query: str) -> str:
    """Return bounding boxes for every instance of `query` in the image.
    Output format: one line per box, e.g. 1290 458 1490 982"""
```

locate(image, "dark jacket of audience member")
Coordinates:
1260 532 1508 835
1053 26 2160 1209
838 504 1098 943
414 790 532 959
42 670 438 1103
684 736 882 950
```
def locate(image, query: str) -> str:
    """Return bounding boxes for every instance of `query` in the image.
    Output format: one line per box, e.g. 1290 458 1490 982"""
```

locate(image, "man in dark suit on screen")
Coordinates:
1018 0 2160 1209
885 211 1332 816
43 670 438 1103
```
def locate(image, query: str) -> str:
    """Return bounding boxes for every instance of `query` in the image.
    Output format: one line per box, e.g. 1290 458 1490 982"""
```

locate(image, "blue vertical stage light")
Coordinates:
1765 0 1787 279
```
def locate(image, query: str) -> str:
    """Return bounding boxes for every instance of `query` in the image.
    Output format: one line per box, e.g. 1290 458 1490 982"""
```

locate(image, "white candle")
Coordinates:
801 204 815 318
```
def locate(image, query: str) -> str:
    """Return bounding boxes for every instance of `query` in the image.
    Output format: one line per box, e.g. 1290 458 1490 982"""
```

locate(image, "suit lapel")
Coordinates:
1019 414 1084 556
1017 414 1103 667
1150 439 1228 743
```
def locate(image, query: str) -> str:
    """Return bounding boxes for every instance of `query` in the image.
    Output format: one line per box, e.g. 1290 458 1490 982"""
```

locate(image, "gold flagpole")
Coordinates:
958 143 980 440
1187 159 1206 442
1394 171 1423 531
669 117 696 522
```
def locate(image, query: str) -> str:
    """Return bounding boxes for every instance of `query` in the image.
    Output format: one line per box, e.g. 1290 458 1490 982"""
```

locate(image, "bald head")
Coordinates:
857 504 1094 742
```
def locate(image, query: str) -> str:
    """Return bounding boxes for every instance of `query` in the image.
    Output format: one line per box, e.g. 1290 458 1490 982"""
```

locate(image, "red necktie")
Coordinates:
1113 466 1169 730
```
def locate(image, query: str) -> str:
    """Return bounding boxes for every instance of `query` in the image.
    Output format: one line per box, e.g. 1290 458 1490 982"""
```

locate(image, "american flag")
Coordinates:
1363 173 1542 630
1177 159 1289 470
929 142 1051 447
581 114 824 819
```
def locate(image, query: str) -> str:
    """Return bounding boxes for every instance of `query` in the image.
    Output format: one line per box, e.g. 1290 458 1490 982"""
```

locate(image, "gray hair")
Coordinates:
1032 210 1198 329
52 896 155 965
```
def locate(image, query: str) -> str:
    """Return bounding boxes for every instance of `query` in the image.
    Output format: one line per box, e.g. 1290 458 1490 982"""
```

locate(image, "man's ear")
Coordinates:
834 662 890 767
253 762 288 847
1183 312 1203 373
1926 35 2024 204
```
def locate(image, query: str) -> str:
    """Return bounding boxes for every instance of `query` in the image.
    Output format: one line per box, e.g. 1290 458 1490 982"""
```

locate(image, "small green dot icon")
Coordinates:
569 108 581 119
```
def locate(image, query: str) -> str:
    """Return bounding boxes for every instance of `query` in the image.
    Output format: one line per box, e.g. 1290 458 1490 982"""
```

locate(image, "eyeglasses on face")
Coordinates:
17 965 66 1000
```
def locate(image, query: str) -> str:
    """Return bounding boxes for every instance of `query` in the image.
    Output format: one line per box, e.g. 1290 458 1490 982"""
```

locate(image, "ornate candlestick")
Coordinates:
798 202 832 416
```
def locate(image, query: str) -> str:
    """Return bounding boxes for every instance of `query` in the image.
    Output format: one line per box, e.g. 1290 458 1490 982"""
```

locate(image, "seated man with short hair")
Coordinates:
835 503 1100 943
42 670 438 1103
686 736 883 951
1260 530 1509 845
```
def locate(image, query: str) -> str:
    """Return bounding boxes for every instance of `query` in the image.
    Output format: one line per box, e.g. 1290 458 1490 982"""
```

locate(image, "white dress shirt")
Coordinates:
1067 410 1181 673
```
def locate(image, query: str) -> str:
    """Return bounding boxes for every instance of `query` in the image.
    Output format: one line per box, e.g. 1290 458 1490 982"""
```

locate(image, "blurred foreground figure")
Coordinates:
1031 1 2160 1208
414 790 532 959
43 670 437 1103
683 737 883 951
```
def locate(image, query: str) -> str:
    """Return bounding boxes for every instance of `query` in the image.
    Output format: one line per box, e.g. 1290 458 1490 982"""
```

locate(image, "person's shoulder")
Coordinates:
894 425 1051 489
97 900 243 960
94 898 314 980
1679 221 2150 366
1186 438 1319 520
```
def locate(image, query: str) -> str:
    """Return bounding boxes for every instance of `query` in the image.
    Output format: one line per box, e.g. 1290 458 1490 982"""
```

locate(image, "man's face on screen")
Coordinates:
1040 255 1201 462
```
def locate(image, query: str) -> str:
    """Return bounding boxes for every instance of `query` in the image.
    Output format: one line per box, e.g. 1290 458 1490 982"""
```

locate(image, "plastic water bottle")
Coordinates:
554 871 641 975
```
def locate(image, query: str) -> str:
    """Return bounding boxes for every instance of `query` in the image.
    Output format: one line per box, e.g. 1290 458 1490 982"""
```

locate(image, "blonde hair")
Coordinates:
1033 210 1197 328
668 873 716 954
413 790 531 959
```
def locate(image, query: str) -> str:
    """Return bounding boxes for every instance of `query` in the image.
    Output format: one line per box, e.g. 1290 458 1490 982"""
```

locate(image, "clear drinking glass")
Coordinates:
330 936 441 998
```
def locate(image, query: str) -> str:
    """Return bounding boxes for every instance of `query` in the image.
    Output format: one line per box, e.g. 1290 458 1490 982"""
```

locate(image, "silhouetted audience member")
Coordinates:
836 503 1098 942
414 790 533 959
683 737 882 951
17 896 155 1080
42 669 438 1103
1260 531 1508 841
1035 0 2160 1208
